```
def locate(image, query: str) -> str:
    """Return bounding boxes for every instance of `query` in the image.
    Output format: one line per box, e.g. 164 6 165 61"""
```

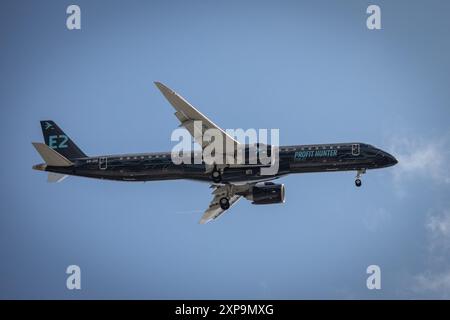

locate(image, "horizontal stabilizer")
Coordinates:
32 142 73 167
47 172 68 183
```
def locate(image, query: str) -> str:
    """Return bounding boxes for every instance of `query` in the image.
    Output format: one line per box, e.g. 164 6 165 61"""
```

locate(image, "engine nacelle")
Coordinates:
250 182 285 205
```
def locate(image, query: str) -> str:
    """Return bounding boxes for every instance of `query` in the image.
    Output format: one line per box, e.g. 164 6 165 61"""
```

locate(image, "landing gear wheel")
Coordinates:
219 197 230 210
211 169 222 183
355 179 362 187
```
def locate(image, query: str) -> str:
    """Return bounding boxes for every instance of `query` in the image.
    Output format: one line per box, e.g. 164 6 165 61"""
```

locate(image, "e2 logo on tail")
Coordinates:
49 135 69 149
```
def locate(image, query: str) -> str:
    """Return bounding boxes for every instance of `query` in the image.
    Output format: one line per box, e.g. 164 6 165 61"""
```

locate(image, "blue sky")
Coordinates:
1 0 450 299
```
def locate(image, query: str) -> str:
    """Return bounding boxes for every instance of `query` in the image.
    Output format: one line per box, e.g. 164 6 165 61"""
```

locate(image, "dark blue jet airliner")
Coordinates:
32 82 397 223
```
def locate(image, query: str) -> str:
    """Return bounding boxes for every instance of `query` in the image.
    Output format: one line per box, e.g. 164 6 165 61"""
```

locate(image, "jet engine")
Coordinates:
248 182 285 205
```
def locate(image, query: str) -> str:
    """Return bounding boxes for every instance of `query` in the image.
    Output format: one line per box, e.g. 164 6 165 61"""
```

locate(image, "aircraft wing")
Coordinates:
154 82 240 153
199 185 242 224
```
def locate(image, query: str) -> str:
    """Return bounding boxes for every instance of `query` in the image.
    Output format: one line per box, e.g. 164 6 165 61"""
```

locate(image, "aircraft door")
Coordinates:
99 157 108 170
352 144 360 156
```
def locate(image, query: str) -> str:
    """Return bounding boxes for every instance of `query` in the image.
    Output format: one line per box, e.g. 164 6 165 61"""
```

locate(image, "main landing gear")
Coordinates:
211 166 222 183
219 197 230 210
355 169 366 187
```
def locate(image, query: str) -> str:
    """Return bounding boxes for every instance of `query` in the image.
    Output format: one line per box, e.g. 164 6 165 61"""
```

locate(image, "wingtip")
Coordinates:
154 81 175 95
154 81 165 90
31 142 43 149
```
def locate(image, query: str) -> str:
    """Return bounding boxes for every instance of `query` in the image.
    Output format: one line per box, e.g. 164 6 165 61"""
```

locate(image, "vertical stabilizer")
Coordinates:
40 121 87 159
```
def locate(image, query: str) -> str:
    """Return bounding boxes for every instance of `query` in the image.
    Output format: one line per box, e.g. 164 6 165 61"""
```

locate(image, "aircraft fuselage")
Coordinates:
35 142 397 183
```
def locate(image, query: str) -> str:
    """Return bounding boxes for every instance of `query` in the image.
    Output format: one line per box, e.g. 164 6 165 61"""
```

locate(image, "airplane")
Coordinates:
32 82 398 224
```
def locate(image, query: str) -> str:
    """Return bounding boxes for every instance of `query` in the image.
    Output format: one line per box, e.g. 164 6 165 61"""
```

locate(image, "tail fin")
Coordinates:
40 121 87 159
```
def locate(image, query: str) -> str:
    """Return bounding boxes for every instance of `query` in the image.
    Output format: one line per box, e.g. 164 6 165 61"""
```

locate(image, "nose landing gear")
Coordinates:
355 169 366 187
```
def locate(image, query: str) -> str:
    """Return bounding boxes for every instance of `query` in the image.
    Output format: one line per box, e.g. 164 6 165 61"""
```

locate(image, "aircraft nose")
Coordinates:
389 156 398 166
392 156 398 165
385 152 398 166
376 150 397 166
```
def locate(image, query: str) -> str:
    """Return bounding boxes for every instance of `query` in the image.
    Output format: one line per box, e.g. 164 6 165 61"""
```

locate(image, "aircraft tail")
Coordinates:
47 172 68 183
40 121 87 159
32 142 71 183
32 142 73 167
